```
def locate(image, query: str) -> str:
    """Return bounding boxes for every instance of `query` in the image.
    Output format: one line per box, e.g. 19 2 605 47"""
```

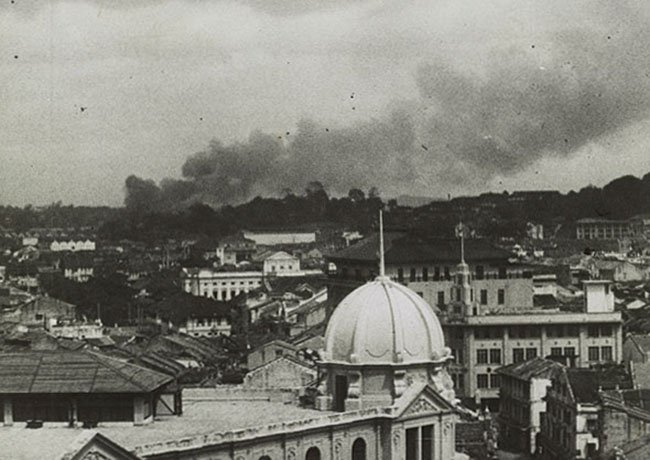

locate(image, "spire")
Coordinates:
460 223 465 264
379 209 385 278
456 222 466 263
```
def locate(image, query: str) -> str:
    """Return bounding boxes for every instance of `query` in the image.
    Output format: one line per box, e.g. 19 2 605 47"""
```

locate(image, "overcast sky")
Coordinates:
1 0 649 206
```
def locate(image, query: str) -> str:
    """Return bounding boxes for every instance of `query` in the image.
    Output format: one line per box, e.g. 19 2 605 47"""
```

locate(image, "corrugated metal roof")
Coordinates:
497 357 561 380
0 350 172 394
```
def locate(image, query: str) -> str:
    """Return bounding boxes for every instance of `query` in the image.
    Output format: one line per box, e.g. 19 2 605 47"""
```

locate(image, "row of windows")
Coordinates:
473 324 615 339
476 349 502 365
477 373 501 389
200 280 260 286
512 348 538 363
588 346 613 362
397 266 511 282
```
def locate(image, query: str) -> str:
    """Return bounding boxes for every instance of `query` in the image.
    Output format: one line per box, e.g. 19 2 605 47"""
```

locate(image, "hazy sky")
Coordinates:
1 0 649 206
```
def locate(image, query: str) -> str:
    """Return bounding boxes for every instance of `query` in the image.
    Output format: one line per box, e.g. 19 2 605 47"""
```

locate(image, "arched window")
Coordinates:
305 446 321 460
352 438 367 460
259 456 271 460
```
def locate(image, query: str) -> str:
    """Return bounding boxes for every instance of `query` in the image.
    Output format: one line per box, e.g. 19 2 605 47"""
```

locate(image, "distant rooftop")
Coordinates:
328 233 512 264
497 357 561 380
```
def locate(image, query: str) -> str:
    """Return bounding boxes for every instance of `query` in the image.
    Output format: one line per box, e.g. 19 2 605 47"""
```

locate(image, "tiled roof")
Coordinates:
497 357 561 380
0 350 172 394
327 233 511 264
566 366 632 403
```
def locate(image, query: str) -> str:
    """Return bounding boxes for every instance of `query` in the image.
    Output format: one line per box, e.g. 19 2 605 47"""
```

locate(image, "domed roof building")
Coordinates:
323 277 448 366
316 218 456 412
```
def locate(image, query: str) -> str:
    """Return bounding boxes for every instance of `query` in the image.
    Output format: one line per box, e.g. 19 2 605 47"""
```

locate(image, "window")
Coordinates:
477 374 489 388
455 349 464 364
352 438 367 460
601 346 613 362
457 373 465 390
490 349 501 364
513 348 525 363
480 289 488 305
444 266 450 280
434 266 440 280
406 427 418 460
410 268 416 282
305 447 321 460
600 325 612 337
551 347 562 356
490 374 501 388
588 325 600 337
437 291 445 306
498 289 505 305
498 266 507 279
397 268 404 283
477 349 488 364
564 347 575 356
526 348 537 360
588 346 600 362
421 425 433 460
476 265 485 280
422 267 429 281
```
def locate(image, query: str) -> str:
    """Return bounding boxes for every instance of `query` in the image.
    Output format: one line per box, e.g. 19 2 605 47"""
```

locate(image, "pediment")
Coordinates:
397 384 455 420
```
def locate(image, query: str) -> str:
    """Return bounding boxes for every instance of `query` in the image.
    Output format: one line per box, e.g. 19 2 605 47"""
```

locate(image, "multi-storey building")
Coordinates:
328 234 624 409
576 218 632 240
497 358 562 455
181 267 263 301
443 277 622 409
327 233 530 310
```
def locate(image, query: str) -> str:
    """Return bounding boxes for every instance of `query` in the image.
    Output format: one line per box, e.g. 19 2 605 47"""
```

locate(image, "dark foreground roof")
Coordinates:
0 350 172 394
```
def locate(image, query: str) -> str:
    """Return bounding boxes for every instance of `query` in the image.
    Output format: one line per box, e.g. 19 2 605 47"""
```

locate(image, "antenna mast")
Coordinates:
379 210 385 278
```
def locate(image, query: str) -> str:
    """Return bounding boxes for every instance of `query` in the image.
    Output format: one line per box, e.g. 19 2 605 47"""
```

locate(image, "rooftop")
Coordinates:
0 388 324 459
497 357 561 380
0 351 172 394
328 233 512 264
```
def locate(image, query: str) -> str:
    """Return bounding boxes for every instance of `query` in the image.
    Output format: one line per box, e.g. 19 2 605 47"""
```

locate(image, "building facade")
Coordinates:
443 279 623 408
576 218 632 240
497 358 561 455
181 267 263 301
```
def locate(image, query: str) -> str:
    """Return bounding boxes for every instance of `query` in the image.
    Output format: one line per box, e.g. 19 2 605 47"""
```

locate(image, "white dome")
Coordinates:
324 277 449 365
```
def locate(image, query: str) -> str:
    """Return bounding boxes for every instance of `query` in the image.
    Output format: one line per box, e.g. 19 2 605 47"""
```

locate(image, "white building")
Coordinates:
181 267 263 301
263 251 301 276
180 317 231 337
50 239 96 252
243 230 316 246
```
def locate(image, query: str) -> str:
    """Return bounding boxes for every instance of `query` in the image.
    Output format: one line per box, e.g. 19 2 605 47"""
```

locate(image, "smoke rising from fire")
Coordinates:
125 1 650 210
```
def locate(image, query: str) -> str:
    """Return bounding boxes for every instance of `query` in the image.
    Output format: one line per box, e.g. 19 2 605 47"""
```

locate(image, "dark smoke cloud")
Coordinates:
125 1 650 209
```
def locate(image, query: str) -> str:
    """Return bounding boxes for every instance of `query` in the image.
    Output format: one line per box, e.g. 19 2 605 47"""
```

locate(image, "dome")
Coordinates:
324 277 449 365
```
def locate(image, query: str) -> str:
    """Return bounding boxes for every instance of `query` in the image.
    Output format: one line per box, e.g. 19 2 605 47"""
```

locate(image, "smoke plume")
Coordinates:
125 1 650 210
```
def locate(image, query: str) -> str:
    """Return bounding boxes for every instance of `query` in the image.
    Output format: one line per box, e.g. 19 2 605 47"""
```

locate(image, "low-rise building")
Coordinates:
538 365 632 459
497 358 561 455
263 251 301 276
0 350 176 427
215 234 256 265
50 238 96 252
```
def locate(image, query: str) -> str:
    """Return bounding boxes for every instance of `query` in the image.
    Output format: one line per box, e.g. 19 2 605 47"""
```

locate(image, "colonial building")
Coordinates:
181 267 263 301
497 357 562 455
326 233 530 310
443 277 623 408
576 218 632 240
263 251 302 276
